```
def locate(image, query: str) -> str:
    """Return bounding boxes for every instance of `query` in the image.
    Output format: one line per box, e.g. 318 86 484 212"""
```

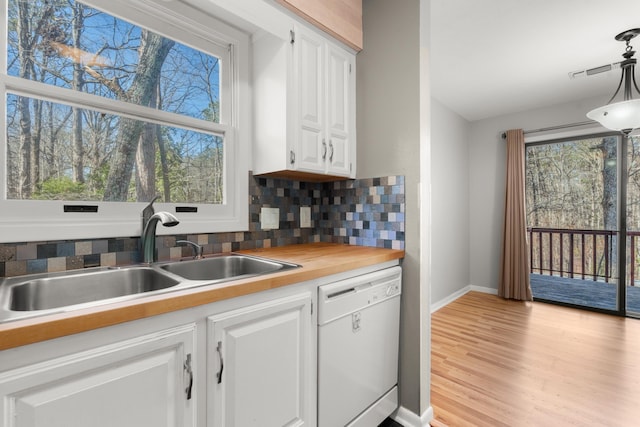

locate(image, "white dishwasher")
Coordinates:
317 266 402 427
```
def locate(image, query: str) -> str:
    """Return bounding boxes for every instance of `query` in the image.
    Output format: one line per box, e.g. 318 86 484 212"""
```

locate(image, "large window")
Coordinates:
0 0 249 241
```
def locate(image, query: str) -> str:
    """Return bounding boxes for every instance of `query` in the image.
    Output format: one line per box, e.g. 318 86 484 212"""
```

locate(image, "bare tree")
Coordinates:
135 81 159 202
71 1 85 183
101 30 174 201
598 136 618 229
8 2 221 204
16 0 34 198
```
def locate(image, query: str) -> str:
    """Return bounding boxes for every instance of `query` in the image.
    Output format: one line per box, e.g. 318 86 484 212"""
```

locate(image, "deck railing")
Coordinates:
528 227 640 285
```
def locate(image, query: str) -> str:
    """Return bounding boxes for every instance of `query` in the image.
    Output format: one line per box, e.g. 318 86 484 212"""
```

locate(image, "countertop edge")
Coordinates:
0 243 404 351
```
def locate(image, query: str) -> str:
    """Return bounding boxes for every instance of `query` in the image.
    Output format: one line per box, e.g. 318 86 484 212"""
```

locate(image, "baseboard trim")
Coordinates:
431 285 498 313
469 285 498 295
431 286 470 313
392 405 433 427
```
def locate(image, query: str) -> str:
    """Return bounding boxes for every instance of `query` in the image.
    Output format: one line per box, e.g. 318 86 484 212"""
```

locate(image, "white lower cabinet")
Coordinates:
0 324 196 427
207 292 313 427
0 263 398 427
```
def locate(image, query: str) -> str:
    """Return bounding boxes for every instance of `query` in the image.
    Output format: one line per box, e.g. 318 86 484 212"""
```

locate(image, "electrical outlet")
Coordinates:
300 206 311 228
260 207 280 230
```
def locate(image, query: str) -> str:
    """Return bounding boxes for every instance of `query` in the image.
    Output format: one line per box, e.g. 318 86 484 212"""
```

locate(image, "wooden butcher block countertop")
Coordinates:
0 243 404 350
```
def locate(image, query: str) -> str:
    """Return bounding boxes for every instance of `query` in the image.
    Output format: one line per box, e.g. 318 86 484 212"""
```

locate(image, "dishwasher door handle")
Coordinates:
327 287 357 300
326 282 373 300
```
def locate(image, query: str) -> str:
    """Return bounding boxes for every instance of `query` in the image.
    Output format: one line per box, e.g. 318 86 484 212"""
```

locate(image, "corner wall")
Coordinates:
357 0 430 420
430 99 471 307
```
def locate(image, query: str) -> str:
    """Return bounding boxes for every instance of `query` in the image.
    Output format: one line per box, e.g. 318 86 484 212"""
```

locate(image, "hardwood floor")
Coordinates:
431 291 640 427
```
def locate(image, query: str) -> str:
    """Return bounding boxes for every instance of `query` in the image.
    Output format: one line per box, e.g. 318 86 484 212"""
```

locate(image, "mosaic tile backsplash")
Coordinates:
0 173 405 278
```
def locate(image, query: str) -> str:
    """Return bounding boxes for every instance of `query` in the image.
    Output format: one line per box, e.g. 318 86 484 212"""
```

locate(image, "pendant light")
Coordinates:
587 28 640 134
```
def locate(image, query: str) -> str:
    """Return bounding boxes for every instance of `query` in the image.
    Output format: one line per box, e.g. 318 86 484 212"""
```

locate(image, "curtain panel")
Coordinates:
499 129 533 301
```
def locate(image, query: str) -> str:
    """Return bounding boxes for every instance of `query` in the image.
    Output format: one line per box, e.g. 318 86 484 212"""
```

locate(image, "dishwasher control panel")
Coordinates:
317 266 402 325
370 282 401 303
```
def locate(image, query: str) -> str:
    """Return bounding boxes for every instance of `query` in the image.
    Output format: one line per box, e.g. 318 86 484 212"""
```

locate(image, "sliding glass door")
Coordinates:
626 135 640 316
525 134 622 313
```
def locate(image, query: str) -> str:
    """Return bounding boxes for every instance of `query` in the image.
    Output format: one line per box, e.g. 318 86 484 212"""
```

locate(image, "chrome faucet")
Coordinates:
141 211 180 263
141 195 160 235
177 240 203 259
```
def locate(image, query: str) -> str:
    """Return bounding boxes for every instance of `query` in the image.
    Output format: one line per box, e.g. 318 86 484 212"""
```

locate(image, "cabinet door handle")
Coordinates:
184 353 193 400
216 341 224 384
329 140 334 162
290 150 295 165
322 139 327 160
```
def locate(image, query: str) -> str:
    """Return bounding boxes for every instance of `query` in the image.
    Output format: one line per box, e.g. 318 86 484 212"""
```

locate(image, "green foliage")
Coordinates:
32 176 87 200
202 101 220 123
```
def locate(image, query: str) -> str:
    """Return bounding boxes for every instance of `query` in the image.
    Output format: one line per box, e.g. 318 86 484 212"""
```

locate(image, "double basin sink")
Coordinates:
0 254 300 322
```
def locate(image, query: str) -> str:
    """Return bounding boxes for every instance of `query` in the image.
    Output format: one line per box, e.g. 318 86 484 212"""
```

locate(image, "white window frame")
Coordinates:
0 0 250 243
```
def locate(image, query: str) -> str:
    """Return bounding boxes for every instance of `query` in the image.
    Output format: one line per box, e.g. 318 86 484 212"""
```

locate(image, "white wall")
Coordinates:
468 95 608 290
430 99 471 307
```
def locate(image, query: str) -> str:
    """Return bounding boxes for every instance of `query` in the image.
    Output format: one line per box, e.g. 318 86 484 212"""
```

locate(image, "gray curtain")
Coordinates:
499 129 533 301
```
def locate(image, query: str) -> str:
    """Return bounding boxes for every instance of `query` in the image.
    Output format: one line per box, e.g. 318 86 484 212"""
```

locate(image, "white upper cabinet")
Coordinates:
253 22 356 181
295 27 325 173
324 43 352 176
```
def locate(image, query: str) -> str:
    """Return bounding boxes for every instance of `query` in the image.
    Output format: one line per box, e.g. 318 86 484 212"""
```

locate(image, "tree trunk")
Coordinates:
45 102 55 180
157 127 171 202
527 148 541 226
135 81 158 202
601 137 617 230
17 1 32 199
72 2 85 184
600 136 618 279
214 140 223 203
155 80 171 202
103 31 174 201
31 97 42 193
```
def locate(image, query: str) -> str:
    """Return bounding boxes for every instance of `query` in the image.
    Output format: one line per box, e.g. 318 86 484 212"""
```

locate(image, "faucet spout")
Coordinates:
141 211 180 263
176 240 204 259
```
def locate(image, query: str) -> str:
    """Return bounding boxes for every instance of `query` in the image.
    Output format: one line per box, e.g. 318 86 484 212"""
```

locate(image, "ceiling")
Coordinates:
430 0 640 122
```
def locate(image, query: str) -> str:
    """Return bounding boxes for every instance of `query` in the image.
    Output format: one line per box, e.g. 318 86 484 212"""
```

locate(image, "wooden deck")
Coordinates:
530 273 640 313
431 291 640 426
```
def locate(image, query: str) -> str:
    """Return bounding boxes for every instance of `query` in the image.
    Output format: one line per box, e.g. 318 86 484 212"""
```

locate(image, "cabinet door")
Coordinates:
294 26 325 173
0 324 196 427
208 293 313 427
325 44 353 176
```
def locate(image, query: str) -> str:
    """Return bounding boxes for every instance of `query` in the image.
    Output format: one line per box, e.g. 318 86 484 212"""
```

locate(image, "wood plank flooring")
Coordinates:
431 291 640 427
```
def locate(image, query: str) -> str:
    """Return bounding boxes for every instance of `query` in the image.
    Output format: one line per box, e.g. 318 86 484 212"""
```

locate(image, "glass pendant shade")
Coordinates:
587 99 640 133
586 29 640 134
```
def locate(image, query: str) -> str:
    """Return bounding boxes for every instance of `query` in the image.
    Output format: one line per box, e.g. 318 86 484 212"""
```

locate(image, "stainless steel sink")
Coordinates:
0 253 299 323
3 266 180 313
159 253 299 281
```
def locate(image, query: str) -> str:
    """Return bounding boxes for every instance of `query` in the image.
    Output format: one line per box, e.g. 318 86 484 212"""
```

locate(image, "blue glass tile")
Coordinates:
93 240 108 254
27 259 47 274
37 243 57 259
84 254 100 268
364 238 377 247
57 242 76 257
